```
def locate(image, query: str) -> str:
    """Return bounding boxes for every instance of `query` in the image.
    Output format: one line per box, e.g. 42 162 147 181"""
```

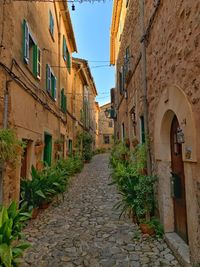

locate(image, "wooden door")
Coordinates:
170 116 188 243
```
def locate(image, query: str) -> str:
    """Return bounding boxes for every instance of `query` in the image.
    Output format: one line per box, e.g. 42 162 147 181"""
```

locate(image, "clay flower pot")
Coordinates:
139 223 155 236
32 208 40 219
39 202 49 210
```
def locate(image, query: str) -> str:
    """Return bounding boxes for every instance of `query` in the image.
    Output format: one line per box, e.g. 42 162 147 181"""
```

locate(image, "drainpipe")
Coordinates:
139 0 152 175
3 80 11 129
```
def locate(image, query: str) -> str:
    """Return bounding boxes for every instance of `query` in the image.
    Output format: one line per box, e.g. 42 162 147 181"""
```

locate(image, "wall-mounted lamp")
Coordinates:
72 3 75 11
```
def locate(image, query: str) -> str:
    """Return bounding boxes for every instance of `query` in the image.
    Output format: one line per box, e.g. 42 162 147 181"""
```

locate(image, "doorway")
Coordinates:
170 115 188 243
43 133 52 166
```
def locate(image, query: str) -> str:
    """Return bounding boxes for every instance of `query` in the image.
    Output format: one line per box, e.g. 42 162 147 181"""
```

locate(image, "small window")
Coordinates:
23 20 41 79
49 11 54 37
46 64 56 100
104 135 110 144
109 120 113 128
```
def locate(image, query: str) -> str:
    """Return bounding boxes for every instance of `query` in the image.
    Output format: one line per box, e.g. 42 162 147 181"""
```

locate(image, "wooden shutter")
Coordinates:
53 77 57 100
37 48 41 78
51 75 56 99
63 36 67 61
23 20 29 63
64 95 67 112
67 48 71 73
46 64 51 92
33 44 38 77
61 88 64 110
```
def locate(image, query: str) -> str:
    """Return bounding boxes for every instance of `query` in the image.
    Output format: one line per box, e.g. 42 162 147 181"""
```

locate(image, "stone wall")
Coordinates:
113 0 200 263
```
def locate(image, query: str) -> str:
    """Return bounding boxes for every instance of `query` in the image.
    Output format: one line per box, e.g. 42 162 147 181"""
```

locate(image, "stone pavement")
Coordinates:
22 154 181 267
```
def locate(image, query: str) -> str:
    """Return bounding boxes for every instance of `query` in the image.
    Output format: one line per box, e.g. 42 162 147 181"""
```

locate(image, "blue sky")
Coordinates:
70 1 115 106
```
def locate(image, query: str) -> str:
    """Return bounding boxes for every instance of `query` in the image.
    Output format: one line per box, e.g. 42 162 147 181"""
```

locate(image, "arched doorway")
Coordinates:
170 115 188 243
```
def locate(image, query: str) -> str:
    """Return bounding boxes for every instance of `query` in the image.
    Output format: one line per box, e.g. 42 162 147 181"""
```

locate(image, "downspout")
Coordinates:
3 80 12 129
139 0 152 175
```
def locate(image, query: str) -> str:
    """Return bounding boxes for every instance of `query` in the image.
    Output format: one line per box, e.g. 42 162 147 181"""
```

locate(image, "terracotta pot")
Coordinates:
39 202 49 210
32 208 40 219
139 223 155 236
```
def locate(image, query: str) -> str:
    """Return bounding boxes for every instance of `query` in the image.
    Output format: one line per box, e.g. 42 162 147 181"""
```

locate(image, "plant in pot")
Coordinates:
134 174 157 235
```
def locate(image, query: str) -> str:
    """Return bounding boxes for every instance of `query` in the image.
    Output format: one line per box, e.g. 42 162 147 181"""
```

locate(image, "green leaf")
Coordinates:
0 243 12 267
35 190 46 199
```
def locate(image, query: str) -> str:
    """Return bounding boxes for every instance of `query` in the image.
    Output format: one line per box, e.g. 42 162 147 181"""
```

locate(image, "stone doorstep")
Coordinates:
165 232 191 267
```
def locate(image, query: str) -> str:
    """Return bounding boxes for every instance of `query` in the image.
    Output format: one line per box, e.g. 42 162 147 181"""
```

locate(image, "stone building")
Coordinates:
110 0 200 265
0 1 96 205
98 103 114 150
72 58 99 152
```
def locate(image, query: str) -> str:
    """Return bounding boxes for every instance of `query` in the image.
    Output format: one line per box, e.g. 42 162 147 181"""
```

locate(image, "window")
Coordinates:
104 135 110 144
49 11 54 37
23 20 41 79
46 64 57 100
140 115 145 144
109 120 113 128
61 88 67 113
63 35 71 73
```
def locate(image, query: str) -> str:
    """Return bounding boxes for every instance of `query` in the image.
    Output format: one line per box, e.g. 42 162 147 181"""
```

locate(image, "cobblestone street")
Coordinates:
22 154 180 267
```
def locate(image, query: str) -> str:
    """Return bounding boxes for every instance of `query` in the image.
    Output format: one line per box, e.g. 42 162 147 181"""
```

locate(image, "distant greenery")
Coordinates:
76 132 93 161
20 155 84 210
110 141 163 237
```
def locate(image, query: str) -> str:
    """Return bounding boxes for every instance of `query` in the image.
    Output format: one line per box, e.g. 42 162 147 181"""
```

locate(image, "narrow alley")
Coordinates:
22 154 180 267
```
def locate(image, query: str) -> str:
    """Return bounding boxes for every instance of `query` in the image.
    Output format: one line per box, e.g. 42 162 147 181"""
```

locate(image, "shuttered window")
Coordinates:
23 20 41 79
63 35 71 73
46 64 56 100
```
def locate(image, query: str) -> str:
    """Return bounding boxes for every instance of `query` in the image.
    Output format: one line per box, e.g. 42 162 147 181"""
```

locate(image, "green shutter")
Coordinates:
23 20 29 63
46 64 51 92
61 88 64 110
63 36 66 61
33 45 38 77
64 95 67 112
67 50 71 73
51 75 55 99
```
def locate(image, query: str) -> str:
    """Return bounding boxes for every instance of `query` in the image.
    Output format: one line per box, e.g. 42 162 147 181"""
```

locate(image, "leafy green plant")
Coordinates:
20 155 84 210
110 141 158 227
0 201 31 267
76 132 93 161
0 129 24 166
